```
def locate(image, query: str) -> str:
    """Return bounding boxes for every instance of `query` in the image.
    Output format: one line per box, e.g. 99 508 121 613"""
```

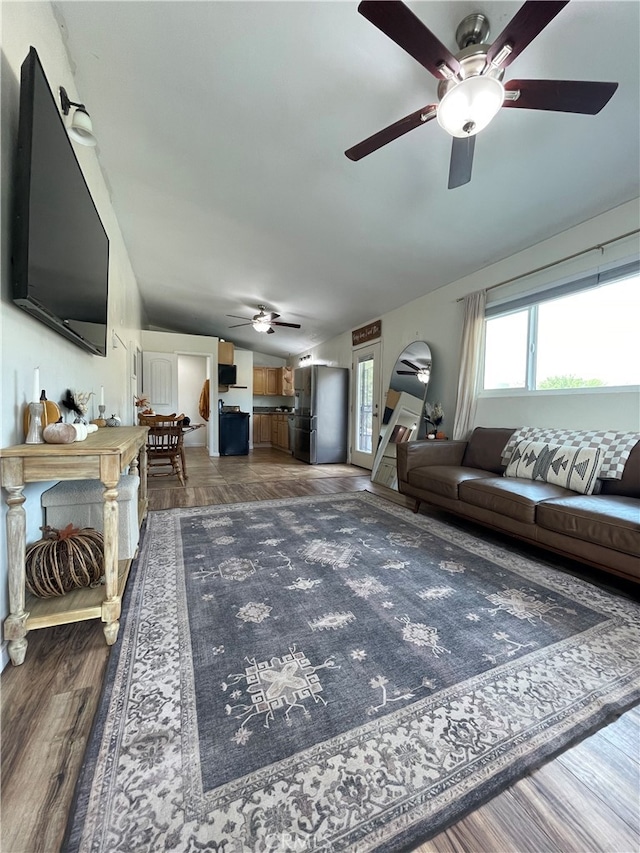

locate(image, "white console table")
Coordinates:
1 426 148 665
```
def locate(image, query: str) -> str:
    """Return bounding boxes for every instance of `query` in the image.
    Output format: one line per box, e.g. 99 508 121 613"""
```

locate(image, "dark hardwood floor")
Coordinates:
1 447 638 853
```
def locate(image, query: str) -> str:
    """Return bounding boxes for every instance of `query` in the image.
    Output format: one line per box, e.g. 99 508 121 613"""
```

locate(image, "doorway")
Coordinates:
350 342 381 469
142 350 211 451
178 355 207 448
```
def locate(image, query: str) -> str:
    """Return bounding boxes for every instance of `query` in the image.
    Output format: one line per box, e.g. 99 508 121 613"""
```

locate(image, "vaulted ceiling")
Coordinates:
55 0 640 357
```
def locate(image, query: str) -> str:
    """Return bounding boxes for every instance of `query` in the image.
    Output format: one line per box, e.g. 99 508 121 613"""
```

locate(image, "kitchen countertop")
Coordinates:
253 408 293 414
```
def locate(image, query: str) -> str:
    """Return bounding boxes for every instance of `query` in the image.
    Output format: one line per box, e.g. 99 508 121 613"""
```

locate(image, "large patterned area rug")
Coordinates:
66 492 640 852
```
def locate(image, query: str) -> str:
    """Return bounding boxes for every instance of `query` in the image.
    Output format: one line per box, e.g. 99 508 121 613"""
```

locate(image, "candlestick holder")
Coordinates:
25 401 45 444
93 404 107 428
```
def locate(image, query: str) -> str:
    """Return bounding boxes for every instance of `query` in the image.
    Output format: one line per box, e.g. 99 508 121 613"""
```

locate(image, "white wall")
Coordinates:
218 348 253 412
1 3 145 669
294 201 639 443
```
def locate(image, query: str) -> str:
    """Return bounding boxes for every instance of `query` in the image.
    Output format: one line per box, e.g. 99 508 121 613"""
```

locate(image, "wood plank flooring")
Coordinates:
2 447 638 853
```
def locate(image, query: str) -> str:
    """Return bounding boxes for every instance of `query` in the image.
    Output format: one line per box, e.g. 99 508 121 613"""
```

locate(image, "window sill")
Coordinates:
480 385 640 398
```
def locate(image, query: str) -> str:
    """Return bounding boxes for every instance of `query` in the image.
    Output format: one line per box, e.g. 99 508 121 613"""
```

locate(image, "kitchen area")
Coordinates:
250 364 295 453
217 342 294 455
140 336 349 462
218 346 347 463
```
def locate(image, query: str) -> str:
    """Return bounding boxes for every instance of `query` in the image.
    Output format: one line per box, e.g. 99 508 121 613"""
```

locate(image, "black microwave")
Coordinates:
218 364 237 385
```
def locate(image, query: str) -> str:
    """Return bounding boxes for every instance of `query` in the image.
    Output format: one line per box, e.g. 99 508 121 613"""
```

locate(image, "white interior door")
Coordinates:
142 351 179 415
350 342 381 469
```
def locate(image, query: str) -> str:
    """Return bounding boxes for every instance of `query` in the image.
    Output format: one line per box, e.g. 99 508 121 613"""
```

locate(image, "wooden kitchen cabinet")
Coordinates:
253 367 265 395
218 341 234 365
272 413 289 451
277 418 289 450
266 368 280 396
260 415 272 443
252 413 290 451
253 366 284 396
252 413 273 445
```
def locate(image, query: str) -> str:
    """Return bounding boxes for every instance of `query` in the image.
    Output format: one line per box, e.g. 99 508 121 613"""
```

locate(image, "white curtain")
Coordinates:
452 289 486 441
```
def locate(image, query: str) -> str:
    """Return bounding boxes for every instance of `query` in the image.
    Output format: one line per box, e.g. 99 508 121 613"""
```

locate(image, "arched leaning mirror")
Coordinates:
371 341 433 490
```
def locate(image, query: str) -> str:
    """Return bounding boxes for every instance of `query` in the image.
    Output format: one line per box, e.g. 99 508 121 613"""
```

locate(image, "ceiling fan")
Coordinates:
345 0 618 188
227 305 302 335
396 358 432 384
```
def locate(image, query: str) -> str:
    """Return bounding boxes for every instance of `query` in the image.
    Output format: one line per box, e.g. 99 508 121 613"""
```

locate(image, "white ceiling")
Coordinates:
55 0 640 358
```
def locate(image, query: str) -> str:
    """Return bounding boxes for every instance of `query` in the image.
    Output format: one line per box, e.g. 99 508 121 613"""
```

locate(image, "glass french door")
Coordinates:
350 342 381 469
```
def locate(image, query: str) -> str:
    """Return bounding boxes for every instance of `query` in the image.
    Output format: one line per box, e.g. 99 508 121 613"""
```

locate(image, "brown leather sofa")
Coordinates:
397 427 640 583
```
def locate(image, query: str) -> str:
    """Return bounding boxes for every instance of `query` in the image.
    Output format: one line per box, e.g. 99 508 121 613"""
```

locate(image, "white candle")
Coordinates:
100 386 104 406
33 367 40 402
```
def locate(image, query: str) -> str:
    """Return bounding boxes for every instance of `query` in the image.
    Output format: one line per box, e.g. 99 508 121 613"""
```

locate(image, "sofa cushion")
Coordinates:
459 477 574 524
505 440 602 495
407 466 495 501
537 495 640 557
461 427 515 474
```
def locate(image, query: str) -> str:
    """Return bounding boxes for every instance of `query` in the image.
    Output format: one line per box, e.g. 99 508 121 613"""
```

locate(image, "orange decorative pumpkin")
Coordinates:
23 400 62 438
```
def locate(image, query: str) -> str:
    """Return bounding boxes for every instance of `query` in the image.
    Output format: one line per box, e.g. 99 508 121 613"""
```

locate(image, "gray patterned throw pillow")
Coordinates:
505 440 603 495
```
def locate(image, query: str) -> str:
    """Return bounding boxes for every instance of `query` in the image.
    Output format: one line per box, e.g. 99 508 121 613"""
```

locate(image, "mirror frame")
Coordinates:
371 341 433 490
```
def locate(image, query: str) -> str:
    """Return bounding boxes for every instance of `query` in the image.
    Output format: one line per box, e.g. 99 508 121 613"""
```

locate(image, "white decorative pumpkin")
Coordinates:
72 423 88 441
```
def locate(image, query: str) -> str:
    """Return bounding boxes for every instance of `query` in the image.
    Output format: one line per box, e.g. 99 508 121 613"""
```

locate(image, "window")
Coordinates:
355 354 374 453
483 262 640 391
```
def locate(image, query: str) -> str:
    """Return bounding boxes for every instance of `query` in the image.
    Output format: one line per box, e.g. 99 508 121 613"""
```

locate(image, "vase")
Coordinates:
25 401 45 444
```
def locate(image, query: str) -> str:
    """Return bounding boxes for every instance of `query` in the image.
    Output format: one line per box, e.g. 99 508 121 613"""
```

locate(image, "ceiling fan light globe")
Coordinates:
417 369 431 384
68 107 97 146
252 320 271 333
437 76 504 138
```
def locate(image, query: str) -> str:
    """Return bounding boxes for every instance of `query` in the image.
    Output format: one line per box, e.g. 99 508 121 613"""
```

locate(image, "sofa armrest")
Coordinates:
397 440 468 482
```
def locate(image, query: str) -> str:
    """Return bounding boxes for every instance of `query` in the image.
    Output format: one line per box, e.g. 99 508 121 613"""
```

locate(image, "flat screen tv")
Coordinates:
12 47 109 356
218 364 237 385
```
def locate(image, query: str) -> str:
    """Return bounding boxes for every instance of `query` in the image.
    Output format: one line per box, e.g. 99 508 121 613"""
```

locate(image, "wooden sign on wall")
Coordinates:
352 320 382 346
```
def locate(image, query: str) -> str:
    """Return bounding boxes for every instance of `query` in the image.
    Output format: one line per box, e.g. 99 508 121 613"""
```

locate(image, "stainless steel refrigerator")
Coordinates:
293 366 348 464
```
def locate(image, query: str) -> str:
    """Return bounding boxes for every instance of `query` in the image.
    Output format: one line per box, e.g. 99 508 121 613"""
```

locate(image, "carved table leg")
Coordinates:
100 479 121 646
138 442 148 506
3 483 30 665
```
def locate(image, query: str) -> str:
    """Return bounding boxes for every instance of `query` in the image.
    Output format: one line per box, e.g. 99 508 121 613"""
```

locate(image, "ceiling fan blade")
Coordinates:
448 135 475 189
268 312 280 321
396 370 417 375
400 358 422 371
266 327 275 335
226 314 252 320
503 79 618 114
485 1 569 70
272 321 302 329
358 1 461 79
346 104 437 161
228 322 251 328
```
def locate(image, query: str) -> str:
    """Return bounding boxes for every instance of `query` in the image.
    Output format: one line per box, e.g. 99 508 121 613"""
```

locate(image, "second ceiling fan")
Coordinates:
227 305 301 335
345 0 618 188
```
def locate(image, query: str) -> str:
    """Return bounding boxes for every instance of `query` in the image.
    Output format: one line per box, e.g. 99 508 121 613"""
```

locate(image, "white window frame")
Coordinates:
480 259 640 397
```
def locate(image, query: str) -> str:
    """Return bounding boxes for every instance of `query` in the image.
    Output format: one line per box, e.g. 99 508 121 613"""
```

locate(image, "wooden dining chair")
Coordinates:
143 418 186 486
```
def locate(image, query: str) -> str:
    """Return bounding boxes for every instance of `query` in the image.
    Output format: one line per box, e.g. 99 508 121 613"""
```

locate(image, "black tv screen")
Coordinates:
12 47 109 356
218 364 237 385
